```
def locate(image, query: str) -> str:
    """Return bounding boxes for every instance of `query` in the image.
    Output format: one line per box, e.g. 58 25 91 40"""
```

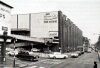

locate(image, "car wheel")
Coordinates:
53 56 56 59
36 55 39 59
9 54 11 56
64 56 66 59
31 57 34 61
48 55 50 58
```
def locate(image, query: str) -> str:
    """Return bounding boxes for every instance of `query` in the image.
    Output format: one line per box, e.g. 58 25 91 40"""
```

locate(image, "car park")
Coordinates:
48 52 68 59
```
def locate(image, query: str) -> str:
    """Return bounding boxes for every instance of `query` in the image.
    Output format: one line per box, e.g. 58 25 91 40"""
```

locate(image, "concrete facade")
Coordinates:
10 11 83 53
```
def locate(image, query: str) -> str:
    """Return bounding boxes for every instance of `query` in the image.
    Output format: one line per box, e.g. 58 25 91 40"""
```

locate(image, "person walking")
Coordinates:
94 61 97 68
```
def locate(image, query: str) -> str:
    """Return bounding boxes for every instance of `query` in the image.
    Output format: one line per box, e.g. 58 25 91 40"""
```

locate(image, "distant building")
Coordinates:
83 37 90 52
95 36 100 50
10 11 83 53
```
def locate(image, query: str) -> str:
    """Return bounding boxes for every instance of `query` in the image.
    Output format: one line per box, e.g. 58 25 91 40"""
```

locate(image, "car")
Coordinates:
87 50 91 53
81 51 84 54
31 48 40 52
28 51 39 58
71 52 79 58
16 51 39 61
6 48 14 52
76 51 82 56
6 50 18 56
48 52 68 59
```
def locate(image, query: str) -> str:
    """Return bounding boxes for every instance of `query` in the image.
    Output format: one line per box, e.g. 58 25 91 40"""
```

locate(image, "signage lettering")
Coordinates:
44 13 58 23
0 7 10 13
2 26 8 31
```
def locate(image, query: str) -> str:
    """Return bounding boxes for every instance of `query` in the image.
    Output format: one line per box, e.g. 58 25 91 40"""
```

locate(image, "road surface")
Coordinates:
0 51 100 68
24 51 100 68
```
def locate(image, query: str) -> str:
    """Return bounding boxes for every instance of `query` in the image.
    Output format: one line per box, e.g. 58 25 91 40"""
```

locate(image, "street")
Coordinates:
0 0 100 68
25 51 99 68
1 51 99 68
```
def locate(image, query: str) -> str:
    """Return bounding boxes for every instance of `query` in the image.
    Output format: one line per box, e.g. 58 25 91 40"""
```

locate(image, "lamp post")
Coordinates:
1 31 7 64
13 38 16 67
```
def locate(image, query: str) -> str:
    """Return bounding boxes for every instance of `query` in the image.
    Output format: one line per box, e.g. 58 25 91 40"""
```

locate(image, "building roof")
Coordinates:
0 1 13 8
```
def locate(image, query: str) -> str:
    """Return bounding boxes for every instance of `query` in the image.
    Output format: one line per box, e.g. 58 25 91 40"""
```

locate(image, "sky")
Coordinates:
1 0 100 44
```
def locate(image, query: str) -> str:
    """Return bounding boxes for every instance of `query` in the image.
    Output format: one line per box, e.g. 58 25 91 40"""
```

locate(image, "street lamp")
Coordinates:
1 31 8 64
13 38 17 67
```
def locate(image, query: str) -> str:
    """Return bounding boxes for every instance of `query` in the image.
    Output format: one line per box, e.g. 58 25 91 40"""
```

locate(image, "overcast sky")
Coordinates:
2 0 100 44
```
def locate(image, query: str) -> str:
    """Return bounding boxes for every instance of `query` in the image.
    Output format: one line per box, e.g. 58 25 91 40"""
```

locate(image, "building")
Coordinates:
95 36 100 50
10 11 83 53
0 1 13 40
83 37 90 52
0 1 13 63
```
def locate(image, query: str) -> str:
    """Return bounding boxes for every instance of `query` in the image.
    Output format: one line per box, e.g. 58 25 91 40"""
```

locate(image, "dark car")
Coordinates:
16 51 39 61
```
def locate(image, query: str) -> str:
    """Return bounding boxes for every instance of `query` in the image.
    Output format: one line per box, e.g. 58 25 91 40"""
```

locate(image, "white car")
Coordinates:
6 50 18 56
71 52 79 58
48 52 68 59
31 48 40 52
6 48 14 52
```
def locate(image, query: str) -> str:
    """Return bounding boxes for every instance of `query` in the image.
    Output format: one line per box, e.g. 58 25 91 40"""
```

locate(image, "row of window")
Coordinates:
44 20 57 23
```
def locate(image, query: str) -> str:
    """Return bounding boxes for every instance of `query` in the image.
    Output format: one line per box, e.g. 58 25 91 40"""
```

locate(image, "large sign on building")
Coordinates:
31 11 58 38
44 12 58 23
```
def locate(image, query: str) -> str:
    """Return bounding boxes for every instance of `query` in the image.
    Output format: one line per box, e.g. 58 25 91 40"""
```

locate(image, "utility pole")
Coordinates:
13 38 16 67
1 31 7 64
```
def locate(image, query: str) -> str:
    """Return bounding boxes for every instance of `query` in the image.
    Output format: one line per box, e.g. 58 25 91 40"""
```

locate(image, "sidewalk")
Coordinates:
94 51 100 68
0 58 19 68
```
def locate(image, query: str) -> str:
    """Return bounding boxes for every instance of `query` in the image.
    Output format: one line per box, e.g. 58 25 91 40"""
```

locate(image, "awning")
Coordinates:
10 34 45 43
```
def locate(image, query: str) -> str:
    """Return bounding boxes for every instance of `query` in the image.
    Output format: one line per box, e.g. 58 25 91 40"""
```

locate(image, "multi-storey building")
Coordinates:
10 11 83 53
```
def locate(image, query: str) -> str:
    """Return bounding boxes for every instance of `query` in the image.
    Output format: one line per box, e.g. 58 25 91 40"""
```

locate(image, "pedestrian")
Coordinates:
94 61 97 68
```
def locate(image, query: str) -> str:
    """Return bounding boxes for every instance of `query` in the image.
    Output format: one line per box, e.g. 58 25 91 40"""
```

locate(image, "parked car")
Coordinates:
71 52 79 58
16 51 39 61
48 52 68 59
31 48 40 52
87 50 91 53
6 50 18 56
6 48 14 52
76 51 82 56
87 48 92 53
81 51 84 54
